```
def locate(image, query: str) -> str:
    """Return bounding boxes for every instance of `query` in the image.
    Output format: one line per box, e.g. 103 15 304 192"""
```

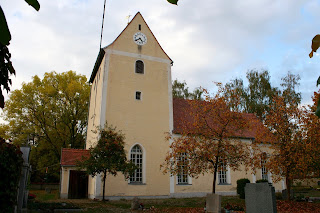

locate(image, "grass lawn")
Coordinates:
28 190 244 212
293 186 320 198
27 189 320 213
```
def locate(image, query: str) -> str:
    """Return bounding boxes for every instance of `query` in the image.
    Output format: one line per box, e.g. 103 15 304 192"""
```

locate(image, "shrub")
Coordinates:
256 179 269 183
0 138 23 212
237 178 250 199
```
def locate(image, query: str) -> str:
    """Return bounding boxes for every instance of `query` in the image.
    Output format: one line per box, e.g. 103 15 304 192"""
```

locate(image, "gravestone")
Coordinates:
245 183 277 213
131 197 140 210
16 146 31 213
282 189 293 200
206 193 221 213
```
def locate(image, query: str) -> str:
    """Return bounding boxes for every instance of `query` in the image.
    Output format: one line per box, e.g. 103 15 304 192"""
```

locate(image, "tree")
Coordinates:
255 94 305 201
0 138 23 212
224 69 279 121
77 124 135 201
172 79 203 100
299 90 320 177
167 0 179 5
280 71 301 107
223 77 247 112
162 85 254 194
308 35 320 117
0 0 40 108
245 69 279 119
2 71 90 182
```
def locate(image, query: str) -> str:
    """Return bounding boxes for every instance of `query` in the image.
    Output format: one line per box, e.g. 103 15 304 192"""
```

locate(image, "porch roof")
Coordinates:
61 148 90 166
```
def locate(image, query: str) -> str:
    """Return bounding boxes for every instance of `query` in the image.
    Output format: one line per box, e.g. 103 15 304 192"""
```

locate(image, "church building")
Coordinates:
60 12 285 199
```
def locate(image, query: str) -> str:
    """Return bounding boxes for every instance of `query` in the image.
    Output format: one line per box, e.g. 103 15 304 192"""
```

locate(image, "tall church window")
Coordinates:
177 153 188 184
135 60 144 74
130 145 143 183
218 162 227 184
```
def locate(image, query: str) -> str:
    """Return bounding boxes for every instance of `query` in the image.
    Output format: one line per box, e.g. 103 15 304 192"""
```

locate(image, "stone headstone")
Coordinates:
282 189 293 200
17 146 31 213
245 182 277 213
206 193 221 213
131 197 140 210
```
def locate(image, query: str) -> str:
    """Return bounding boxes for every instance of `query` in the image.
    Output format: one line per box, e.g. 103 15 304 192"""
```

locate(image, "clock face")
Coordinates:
133 32 147 45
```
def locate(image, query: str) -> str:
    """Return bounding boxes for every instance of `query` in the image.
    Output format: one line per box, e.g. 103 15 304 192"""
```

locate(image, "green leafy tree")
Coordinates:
77 124 135 201
224 70 301 121
223 77 247 112
0 138 23 212
280 71 301 107
244 69 279 119
172 79 203 100
0 0 40 108
2 71 90 182
167 0 179 5
172 79 190 99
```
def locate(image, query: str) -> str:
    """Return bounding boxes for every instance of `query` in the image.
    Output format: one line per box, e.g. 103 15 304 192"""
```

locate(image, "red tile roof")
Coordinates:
61 148 90 166
172 98 267 140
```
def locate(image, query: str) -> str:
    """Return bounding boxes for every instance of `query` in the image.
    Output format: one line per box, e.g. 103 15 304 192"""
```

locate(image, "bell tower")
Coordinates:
86 12 173 199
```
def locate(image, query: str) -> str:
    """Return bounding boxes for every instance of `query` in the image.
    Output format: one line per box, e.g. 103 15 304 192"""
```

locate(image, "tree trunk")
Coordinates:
212 155 219 194
102 171 106 201
285 175 291 201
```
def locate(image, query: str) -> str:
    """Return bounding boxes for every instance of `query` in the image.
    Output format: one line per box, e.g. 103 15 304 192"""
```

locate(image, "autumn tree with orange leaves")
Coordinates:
255 94 315 201
300 91 320 177
162 84 255 194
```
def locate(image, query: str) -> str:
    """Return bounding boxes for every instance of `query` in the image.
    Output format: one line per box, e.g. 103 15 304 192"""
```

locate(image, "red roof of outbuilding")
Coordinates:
61 148 90 166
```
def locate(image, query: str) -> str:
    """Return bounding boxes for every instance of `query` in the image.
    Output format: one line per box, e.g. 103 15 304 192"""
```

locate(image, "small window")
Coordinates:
135 60 144 74
136 91 141 100
139 24 141 30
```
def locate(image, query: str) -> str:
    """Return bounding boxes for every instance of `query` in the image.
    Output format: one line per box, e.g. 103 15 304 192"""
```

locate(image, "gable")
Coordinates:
89 12 172 84
107 12 172 62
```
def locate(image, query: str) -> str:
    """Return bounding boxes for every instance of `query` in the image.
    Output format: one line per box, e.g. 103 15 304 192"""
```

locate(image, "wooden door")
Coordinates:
68 170 88 199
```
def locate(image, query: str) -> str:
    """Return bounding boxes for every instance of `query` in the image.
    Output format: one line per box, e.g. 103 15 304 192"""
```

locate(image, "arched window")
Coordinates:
135 60 144 74
130 145 143 183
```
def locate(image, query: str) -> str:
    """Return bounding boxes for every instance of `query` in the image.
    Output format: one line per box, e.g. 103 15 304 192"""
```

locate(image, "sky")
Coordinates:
1 0 320 114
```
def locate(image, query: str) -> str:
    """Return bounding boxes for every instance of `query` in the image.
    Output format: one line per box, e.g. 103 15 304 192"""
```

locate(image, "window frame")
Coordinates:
261 153 269 181
177 153 189 185
135 91 142 100
218 162 228 184
129 145 143 184
176 153 192 185
135 60 144 74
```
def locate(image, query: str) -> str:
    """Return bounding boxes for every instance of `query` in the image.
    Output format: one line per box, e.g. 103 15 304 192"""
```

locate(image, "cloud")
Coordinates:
1 0 320 111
